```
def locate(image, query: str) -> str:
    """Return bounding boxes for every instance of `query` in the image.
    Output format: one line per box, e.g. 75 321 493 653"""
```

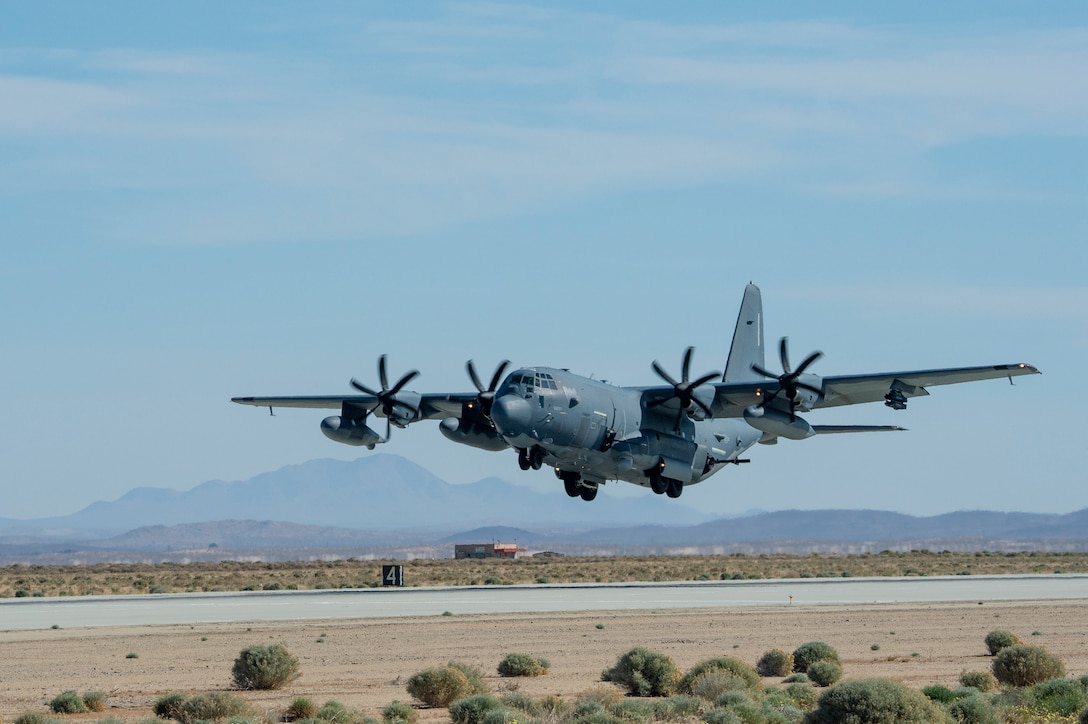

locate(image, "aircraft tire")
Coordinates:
580 484 598 501
529 446 545 470
517 449 531 471
650 474 668 495
563 475 581 497
665 478 683 498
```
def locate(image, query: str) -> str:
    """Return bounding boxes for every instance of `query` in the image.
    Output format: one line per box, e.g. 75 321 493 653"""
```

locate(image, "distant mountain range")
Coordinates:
1 454 1085 563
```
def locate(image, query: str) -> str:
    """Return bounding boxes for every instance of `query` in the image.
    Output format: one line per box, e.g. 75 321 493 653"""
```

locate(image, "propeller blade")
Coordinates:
378 354 389 391
797 381 823 395
388 369 420 396
693 396 714 417
466 360 485 393
751 363 779 380
794 350 824 376
690 371 719 389
652 360 680 388
779 338 791 374
488 360 510 392
681 346 694 383
350 378 380 396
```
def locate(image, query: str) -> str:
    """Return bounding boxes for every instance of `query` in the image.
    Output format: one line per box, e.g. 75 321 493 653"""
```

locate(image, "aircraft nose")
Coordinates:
491 395 532 435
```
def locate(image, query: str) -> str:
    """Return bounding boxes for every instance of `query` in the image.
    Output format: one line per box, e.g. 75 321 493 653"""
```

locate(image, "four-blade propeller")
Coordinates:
648 346 720 431
751 337 823 420
466 359 510 419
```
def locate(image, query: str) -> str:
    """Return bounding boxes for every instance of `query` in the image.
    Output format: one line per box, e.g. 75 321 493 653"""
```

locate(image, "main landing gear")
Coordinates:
646 463 683 498
517 446 545 470
556 469 597 501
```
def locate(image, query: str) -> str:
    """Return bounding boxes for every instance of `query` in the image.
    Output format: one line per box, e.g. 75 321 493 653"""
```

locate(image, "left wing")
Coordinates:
703 362 1039 417
231 393 474 420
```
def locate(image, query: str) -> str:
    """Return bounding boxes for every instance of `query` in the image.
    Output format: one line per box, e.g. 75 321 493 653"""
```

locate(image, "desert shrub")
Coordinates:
992 645 1065 687
497 653 549 677
1081 708 1088 724
688 670 750 702
534 694 572 721
984 630 1021 656
783 673 809 684
958 670 996 693
81 691 106 712
176 692 249 723
679 658 761 694
153 693 187 719
791 642 840 674
498 693 537 715
651 695 703 720
707 694 764 724
785 683 820 712
381 701 416 724
945 695 999 724
577 686 626 709
806 660 842 688
407 662 488 708
48 691 87 714
608 699 654 723
15 714 58 724
805 679 945 723
757 649 794 677
449 694 501 724
479 708 520 724
702 708 744 724
286 697 318 721
921 685 957 703
315 700 354 723
1026 677 1088 717
602 647 682 697
231 643 300 690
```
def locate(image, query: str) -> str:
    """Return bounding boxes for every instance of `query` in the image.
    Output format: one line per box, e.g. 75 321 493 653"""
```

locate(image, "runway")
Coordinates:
2 575 1086 632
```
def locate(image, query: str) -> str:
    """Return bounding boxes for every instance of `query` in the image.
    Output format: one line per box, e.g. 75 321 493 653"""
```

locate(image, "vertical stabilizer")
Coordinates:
723 283 765 382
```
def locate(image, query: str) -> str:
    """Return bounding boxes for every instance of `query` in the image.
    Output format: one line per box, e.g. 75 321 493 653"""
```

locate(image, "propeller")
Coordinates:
751 337 823 420
350 355 421 439
466 359 510 419
648 346 720 431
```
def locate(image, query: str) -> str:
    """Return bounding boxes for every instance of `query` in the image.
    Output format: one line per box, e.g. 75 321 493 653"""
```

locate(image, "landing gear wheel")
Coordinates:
665 478 683 498
563 477 581 497
579 484 598 501
517 448 531 471
650 473 668 495
529 446 545 470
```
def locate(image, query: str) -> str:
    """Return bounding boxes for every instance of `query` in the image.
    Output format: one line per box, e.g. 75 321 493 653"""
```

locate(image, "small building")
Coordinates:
454 542 527 559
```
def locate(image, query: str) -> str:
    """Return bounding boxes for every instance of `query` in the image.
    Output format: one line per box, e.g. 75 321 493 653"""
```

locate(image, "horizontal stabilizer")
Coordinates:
812 425 907 434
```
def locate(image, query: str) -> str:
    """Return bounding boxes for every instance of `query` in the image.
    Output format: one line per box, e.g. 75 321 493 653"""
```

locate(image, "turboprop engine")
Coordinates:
743 406 815 440
439 417 508 451
320 416 383 449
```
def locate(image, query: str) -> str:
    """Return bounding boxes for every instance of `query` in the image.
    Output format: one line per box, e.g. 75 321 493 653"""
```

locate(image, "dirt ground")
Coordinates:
2 600 1086 723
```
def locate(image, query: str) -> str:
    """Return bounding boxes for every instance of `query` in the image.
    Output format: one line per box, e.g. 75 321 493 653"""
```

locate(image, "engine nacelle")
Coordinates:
439 417 509 451
743 406 815 440
320 416 382 449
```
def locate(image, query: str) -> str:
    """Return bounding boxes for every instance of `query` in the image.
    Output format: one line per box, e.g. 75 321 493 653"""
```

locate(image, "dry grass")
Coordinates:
2 551 1087 598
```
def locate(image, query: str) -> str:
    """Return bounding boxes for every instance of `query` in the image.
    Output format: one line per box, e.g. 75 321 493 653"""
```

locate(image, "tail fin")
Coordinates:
723 283 765 382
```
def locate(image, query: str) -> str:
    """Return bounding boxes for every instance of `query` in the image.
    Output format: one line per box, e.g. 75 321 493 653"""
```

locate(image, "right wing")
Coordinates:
231 393 476 421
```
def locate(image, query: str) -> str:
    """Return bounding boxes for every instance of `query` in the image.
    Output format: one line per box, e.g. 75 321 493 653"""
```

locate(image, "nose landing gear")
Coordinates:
517 446 546 471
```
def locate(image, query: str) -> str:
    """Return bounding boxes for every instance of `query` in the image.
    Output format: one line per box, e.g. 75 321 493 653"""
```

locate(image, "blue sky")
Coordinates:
2 2 1085 520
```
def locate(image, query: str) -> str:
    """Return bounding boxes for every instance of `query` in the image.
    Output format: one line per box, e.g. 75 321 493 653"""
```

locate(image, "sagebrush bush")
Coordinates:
651 694 704 720
407 662 488 707
756 649 794 677
791 642 840 673
286 696 317 721
81 691 106 713
806 660 843 687
679 657 761 694
14 713 57 724
498 693 537 715
176 692 249 724
497 653 549 677
785 683 819 712
315 700 354 723
946 695 1000 724
984 629 1021 656
153 693 187 720
381 701 416 724
992 645 1065 687
959 670 996 693
1026 677 1088 717
449 694 501 724
687 670 749 702
48 691 87 714
702 707 744 724
231 643 301 690
805 678 945 723
602 647 682 697
479 707 520 724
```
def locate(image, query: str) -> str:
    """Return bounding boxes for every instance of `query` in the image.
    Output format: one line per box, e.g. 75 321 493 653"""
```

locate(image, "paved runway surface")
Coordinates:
2 575 1086 632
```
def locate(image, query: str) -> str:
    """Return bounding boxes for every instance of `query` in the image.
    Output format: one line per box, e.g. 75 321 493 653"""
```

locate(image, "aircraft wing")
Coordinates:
231 393 474 420
704 362 1039 417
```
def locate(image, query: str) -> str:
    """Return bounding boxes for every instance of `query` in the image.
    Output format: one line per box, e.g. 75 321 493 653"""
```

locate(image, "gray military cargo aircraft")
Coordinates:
233 283 1039 501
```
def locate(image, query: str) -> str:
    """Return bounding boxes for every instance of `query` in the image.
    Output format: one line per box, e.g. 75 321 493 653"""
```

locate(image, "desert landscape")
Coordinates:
3 599 1086 722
